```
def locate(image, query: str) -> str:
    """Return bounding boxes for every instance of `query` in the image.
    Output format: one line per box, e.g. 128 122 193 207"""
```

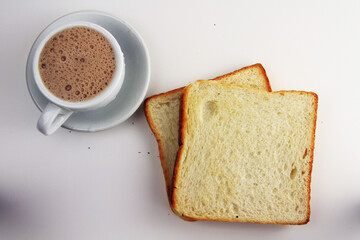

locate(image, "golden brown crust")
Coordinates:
145 87 185 103
212 63 272 92
144 88 184 202
176 214 310 225
172 81 318 225
170 83 193 212
304 92 318 224
145 91 196 222
177 210 311 224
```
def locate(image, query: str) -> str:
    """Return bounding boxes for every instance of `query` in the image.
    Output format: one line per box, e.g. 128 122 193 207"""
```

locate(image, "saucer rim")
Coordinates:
26 10 151 132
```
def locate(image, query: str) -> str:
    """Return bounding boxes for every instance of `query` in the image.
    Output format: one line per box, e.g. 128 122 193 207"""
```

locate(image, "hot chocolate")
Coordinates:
38 26 116 102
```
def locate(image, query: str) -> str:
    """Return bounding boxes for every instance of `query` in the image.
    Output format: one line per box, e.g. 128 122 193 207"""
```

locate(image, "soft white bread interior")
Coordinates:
172 80 318 224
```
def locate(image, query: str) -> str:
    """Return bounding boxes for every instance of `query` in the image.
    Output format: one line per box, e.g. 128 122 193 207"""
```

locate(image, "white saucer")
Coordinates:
26 11 151 132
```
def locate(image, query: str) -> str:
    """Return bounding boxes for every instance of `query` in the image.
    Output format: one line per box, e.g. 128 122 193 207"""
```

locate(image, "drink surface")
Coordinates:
39 26 116 102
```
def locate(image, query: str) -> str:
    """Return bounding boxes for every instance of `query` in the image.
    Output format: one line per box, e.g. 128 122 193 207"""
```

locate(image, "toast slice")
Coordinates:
145 64 271 203
172 80 318 224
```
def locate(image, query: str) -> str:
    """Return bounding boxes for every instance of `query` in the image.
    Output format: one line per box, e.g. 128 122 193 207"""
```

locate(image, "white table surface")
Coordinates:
1 0 360 239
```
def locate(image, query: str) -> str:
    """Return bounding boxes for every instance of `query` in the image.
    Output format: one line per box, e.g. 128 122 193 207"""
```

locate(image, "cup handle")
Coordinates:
37 102 73 135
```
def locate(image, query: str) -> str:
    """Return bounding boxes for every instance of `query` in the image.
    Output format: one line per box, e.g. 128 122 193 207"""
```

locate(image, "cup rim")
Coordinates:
32 21 125 111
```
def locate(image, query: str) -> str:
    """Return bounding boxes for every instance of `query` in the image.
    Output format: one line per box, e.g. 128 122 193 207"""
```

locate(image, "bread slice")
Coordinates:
145 64 271 203
172 80 318 225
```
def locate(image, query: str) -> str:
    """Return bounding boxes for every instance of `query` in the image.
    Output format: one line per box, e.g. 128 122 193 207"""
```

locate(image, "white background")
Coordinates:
1 0 360 239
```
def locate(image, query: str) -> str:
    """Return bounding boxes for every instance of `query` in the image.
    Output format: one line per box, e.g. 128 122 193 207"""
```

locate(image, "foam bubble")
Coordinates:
65 85 72 91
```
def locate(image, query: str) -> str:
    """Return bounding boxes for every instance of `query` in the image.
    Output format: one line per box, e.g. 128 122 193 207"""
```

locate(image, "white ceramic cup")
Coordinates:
33 21 125 135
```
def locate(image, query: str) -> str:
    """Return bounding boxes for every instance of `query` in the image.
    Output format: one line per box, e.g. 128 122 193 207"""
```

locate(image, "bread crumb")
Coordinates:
138 152 141 154
88 147 90 149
